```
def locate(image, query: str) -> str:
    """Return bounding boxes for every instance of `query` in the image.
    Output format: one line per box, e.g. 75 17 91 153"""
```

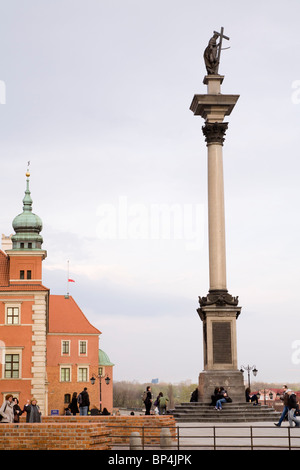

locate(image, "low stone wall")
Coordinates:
7 415 176 450
35 415 177 447
0 422 110 450
98 415 177 447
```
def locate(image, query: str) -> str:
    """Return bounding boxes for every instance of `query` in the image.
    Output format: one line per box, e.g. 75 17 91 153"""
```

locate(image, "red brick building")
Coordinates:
0 171 114 415
47 294 113 415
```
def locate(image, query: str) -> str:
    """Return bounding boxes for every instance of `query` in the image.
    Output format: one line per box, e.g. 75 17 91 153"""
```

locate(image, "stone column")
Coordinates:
190 75 245 402
203 122 228 291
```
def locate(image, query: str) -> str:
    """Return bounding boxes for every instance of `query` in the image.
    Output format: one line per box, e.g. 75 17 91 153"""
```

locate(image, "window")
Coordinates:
61 341 70 355
27 270 32 280
78 367 88 382
6 307 20 325
79 341 87 355
60 367 71 382
5 354 19 378
28 243 32 249
20 270 25 280
64 394 71 404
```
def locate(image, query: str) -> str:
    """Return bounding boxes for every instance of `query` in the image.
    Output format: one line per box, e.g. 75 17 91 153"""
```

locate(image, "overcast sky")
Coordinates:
1 0 300 386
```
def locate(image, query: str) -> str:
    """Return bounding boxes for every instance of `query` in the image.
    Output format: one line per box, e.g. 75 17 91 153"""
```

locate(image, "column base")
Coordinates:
198 370 245 403
199 289 239 310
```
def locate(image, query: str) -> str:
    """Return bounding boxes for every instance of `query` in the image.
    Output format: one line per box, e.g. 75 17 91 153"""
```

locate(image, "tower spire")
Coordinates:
22 162 33 213
11 166 44 250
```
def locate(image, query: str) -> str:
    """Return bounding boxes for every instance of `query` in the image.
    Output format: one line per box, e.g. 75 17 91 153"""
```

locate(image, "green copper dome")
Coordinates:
11 172 43 250
98 349 114 366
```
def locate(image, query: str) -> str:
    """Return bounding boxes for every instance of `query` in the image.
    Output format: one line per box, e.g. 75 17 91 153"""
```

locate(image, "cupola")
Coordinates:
11 169 43 250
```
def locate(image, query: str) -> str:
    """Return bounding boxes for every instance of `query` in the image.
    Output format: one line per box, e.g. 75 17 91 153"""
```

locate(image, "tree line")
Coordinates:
113 381 198 410
113 381 300 410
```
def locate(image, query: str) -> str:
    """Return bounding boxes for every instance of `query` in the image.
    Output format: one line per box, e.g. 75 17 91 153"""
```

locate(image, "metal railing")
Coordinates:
109 425 300 451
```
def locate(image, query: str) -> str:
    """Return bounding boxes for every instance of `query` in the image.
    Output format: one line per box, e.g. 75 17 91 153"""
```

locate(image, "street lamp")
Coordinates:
240 364 258 389
90 373 111 412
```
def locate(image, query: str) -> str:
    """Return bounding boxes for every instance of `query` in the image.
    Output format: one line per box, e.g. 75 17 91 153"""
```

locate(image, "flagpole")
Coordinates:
67 260 69 297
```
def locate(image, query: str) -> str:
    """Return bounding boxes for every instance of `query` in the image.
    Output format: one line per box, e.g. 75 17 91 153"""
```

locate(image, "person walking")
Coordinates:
0 394 14 423
68 392 79 415
78 387 90 415
23 398 42 423
144 386 152 415
274 385 291 427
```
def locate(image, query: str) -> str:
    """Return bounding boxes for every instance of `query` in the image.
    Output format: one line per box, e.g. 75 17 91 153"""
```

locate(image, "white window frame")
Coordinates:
61 340 71 356
77 365 89 382
60 365 72 382
78 340 88 356
5 303 21 325
3 348 23 379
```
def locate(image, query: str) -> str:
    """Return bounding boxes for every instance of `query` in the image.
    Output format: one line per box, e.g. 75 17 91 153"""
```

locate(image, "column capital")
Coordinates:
202 121 228 145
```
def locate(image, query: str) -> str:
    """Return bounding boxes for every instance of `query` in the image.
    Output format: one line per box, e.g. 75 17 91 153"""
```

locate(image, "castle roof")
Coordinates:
48 295 101 335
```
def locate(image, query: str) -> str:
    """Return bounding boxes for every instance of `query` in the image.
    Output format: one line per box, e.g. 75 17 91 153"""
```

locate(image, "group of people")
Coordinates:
246 384 300 427
66 388 110 416
67 388 90 416
143 386 169 415
274 385 300 428
0 387 110 422
0 394 41 423
211 387 232 410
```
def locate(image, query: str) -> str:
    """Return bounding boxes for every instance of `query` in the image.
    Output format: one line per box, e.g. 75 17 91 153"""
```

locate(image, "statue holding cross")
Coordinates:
203 27 230 75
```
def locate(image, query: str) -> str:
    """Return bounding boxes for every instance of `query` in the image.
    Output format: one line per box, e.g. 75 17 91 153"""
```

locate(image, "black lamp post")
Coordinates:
90 373 111 412
240 364 258 389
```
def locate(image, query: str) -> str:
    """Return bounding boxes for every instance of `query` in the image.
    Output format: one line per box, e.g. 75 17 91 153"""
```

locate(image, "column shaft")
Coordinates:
207 142 227 291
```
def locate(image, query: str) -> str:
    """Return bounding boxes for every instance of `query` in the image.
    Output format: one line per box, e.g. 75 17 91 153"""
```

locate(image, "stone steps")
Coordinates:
171 402 281 423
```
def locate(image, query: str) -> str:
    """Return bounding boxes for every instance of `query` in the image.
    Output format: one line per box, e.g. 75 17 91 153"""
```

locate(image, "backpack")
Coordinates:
159 396 168 407
77 393 82 405
142 391 147 402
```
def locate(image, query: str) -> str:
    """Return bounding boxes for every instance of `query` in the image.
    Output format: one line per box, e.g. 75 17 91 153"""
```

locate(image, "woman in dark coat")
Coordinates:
13 397 23 423
23 398 42 422
68 392 79 415
210 387 221 406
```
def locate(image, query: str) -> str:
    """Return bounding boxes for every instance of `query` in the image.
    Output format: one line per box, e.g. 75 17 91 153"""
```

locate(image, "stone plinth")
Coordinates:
198 370 245 403
197 302 241 370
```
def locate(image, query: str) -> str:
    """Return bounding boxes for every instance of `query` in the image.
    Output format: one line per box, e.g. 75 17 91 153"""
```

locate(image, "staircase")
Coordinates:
171 402 281 423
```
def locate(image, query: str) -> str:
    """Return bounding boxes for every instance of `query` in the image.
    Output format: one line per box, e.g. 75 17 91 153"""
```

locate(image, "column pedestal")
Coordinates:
198 370 245 403
197 300 244 402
